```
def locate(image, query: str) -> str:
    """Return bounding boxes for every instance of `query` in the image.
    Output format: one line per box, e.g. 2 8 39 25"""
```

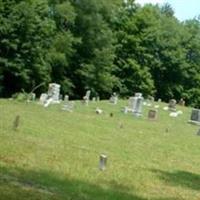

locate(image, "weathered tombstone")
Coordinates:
132 95 144 117
158 98 162 103
197 129 200 136
64 95 69 102
189 109 200 125
126 94 144 116
13 115 20 131
96 96 100 101
47 83 61 103
99 154 107 171
148 109 157 120
39 93 48 104
168 99 176 111
178 98 185 106
109 92 118 104
83 90 91 106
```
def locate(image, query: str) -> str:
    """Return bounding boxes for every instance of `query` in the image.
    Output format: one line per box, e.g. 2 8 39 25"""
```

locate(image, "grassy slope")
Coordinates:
0 99 200 200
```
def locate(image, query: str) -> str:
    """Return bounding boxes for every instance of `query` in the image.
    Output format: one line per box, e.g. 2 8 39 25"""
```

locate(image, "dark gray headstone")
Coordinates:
189 109 200 125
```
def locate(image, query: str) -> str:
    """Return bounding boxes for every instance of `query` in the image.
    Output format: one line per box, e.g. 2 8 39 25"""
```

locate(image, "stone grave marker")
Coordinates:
64 95 69 102
99 154 107 171
189 109 200 125
168 99 176 111
178 98 185 106
39 93 48 104
197 129 200 136
148 109 157 120
47 83 61 104
83 90 91 106
109 92 118 104
132 94 144 117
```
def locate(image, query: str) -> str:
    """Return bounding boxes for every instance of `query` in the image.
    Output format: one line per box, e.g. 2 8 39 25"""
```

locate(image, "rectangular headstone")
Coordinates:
189 109 200 125
99 154 107 171
148 109 157 120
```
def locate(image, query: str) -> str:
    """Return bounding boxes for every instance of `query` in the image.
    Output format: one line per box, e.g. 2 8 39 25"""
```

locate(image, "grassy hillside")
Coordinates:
0 99 200 200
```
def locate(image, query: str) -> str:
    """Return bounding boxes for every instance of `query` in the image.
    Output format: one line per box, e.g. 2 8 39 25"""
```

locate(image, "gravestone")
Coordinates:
83 90 91 105
157 98 162 102
178 98 185 106
127 94 144 116
168 99 176 111
148 109 157 120
39 93 48 104
189 109 200 125
47 83 61 103
64 95 69 102
99 154 107 171
197 129 200 136
109 92 118 104
132 94 144 116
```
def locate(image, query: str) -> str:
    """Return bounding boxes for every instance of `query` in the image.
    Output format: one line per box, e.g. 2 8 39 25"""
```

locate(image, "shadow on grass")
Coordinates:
0 165 180 200
151 169 200 191
0 165 141 200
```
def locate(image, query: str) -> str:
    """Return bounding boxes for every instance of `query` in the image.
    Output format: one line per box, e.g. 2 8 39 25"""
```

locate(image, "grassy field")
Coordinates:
0 99 200 200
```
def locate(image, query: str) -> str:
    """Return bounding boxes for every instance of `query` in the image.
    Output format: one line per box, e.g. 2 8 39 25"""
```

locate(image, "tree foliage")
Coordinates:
1 0 200 106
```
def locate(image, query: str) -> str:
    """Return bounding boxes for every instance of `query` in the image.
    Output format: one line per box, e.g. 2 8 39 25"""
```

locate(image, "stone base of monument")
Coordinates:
188 120 200 125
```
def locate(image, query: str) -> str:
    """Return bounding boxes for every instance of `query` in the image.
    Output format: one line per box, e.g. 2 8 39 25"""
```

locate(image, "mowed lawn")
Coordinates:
0 99 200 200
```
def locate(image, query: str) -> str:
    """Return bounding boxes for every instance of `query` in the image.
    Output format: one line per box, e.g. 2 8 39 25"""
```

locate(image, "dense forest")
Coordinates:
0 0 200 106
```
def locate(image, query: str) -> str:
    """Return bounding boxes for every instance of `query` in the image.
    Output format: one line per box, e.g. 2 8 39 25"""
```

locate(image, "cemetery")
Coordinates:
1 0 200 199
1 93 200 200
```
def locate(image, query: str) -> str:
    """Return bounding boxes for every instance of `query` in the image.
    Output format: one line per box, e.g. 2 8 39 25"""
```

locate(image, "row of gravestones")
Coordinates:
35 83 200 125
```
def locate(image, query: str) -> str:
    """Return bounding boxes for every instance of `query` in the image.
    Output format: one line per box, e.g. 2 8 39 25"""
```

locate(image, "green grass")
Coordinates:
0 99 200 200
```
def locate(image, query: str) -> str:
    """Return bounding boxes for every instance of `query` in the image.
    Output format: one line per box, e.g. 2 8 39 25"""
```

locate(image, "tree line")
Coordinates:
0 0 200 106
